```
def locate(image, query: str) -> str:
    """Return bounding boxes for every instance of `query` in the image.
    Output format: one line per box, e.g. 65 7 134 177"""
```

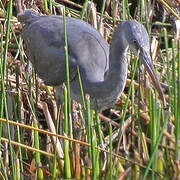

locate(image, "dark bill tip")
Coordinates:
141 52 167 107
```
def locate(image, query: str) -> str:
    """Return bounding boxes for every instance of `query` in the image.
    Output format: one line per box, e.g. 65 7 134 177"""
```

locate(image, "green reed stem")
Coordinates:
63 8 73 140
0 157 8 180
77 66 86 109
177 40 180 160
122 0 127 21
173 39 180 160
89 108 96 179
63 85 71 178
13 78 24 178
149 91 158 179
2 1 16 178
80 0 89 19
52 109 60 179
34 119 44 180
43 0 48 11
143 112 170 180
95 111 104 147
163 28 172 106
172 39 177 120
98 0 106 31
0 24 4 147
86 94 91 155
109 123 112 179
62 10 72 171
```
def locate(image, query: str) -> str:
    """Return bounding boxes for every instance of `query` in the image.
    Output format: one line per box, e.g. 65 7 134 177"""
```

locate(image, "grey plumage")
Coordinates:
18 10 166 110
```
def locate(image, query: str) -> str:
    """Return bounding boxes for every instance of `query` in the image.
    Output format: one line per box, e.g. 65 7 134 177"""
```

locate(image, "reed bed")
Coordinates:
0 0 179 179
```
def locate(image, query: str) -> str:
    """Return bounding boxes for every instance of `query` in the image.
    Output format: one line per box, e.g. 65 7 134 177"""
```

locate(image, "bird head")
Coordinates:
123 21 166 106
123 21 149 55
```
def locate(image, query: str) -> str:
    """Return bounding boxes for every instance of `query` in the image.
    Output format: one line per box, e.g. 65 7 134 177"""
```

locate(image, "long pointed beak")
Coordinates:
140 50 166 106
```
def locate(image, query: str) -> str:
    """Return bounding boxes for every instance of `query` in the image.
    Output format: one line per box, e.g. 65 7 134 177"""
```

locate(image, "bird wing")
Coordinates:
21 14 109 86
21 16 77 86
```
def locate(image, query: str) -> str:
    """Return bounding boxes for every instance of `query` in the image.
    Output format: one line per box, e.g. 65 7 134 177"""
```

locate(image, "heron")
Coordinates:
18 10 166 111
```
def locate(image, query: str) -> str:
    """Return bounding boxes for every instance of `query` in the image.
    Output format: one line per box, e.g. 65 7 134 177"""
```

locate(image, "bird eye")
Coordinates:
133 39 137 45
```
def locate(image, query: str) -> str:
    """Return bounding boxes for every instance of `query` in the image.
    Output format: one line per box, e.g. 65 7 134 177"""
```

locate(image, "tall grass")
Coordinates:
0 0 179 179
1 0 16 179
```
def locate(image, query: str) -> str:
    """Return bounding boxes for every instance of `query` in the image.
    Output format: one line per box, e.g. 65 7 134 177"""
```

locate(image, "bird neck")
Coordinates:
107 24 128 78
99 26 128 108
86 24 129 110
109 23 128 69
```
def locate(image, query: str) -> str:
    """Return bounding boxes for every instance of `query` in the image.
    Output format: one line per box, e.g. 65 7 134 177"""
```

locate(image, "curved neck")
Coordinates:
85 24 129 110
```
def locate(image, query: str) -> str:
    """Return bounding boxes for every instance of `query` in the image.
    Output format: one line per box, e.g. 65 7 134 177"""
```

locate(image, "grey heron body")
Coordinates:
18 10 166 111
